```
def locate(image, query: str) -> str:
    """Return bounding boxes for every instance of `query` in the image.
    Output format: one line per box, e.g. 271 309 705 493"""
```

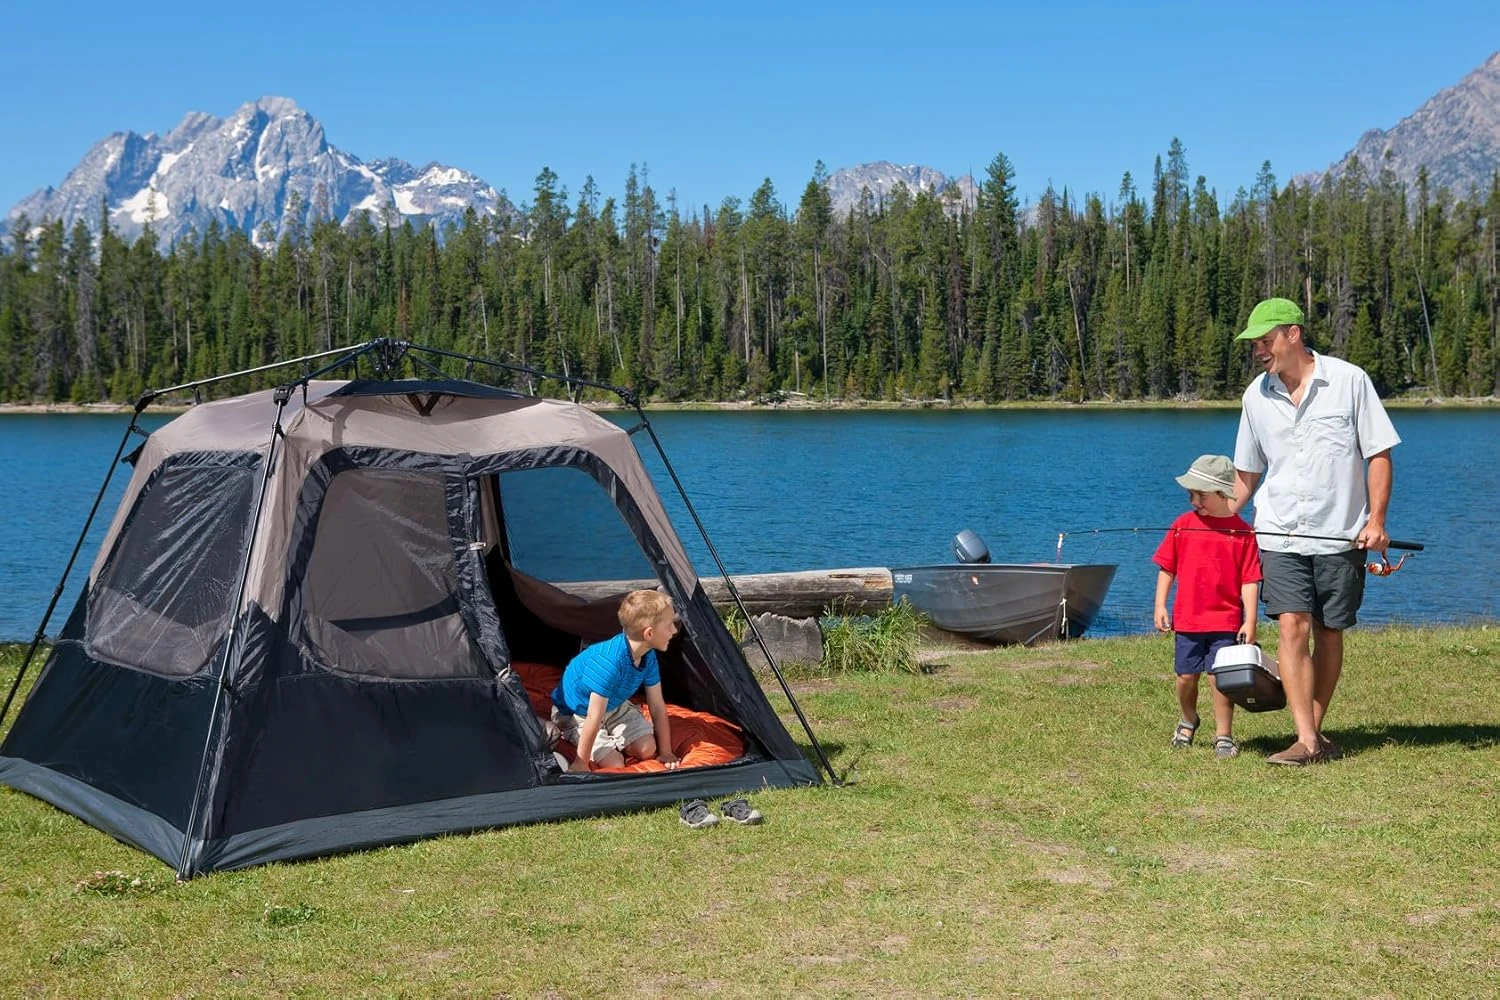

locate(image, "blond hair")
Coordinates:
617 589 675 638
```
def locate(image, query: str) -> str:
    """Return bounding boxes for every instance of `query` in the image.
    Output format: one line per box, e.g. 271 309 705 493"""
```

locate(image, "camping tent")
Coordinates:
0 357 824 876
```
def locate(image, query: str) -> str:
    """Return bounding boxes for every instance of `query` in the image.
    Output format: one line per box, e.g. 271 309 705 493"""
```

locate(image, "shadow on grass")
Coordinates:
1239 723 1500 758
794 739 868 784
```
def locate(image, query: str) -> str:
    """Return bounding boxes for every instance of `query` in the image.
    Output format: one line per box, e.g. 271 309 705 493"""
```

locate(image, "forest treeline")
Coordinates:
2 141 1498 405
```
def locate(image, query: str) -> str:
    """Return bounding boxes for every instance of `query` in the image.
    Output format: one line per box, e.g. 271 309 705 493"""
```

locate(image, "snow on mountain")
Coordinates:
823 161 978 217
3 97 513 247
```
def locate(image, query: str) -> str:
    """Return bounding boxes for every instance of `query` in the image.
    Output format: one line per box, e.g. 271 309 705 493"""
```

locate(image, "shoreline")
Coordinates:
2 394 1496 416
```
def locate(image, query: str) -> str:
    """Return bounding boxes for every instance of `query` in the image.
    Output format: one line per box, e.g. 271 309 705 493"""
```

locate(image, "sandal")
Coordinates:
1213 735 1239 758
678 799 720 829
718 798 763 825
1170 717 1199 748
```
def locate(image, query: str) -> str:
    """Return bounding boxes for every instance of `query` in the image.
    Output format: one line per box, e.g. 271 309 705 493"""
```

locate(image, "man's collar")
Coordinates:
1307 349 1326 384
1262 349 1323 396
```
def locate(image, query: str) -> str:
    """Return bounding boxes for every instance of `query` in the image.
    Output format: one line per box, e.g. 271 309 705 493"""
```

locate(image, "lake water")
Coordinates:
1 408 1494 642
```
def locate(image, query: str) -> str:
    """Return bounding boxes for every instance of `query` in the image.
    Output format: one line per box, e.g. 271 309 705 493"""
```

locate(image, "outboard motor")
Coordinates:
952 529 991 564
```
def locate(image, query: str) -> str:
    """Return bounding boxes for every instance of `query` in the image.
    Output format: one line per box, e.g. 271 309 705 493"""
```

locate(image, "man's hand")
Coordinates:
1356 519 1389 552
658 751 681 770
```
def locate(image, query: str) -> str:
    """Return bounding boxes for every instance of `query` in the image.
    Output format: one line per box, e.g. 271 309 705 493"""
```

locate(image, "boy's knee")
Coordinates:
628 736 657 759
596 748 626 769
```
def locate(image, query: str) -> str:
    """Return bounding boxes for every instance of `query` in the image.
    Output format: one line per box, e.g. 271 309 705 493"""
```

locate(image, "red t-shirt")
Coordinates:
1152 511 1263 633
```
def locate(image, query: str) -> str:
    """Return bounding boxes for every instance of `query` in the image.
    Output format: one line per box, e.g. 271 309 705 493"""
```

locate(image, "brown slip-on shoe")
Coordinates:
1266 740 1323 766
1318 736 1344 760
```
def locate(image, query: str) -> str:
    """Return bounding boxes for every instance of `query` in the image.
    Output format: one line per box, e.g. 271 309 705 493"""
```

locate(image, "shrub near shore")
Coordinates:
1 625 1497 996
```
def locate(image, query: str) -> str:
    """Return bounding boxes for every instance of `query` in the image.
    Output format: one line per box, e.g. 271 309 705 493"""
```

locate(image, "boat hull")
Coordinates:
889 563 1117 645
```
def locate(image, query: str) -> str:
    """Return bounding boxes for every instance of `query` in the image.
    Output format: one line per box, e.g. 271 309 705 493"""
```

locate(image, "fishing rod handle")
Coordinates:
1387 539 1423 551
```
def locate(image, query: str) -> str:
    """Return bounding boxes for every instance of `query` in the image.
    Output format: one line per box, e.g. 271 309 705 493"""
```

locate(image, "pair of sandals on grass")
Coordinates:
679 797 762 829
1171 717 1239 758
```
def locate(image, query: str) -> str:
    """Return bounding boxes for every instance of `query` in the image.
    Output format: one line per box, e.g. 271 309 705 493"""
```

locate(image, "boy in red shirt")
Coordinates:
1153 454 1263 758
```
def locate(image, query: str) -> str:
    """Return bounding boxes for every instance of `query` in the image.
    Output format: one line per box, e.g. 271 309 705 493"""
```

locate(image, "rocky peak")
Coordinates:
823 161 978 217
4 97 512 247
1299 50 1500 199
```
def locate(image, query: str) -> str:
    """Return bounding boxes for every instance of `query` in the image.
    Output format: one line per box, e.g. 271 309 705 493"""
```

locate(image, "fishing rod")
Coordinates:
1056 527 1423 577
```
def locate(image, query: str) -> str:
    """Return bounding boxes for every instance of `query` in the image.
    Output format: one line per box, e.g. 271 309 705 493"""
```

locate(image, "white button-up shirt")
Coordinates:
1234 351 1400 555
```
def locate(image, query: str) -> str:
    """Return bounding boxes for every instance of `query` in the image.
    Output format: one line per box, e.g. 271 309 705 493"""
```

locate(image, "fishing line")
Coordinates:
1056 526 1423 576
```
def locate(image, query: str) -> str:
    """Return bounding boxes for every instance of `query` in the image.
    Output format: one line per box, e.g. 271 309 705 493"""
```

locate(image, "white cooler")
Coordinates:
1209 643 1285 712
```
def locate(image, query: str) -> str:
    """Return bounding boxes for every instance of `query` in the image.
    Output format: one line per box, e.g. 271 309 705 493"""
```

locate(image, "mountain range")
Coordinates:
5 52 1498 248
823 162 977 216
1 96 510 248
1296 50 1500 197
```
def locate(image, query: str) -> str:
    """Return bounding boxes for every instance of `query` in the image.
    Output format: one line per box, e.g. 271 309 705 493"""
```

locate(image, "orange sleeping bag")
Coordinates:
512 661 744 773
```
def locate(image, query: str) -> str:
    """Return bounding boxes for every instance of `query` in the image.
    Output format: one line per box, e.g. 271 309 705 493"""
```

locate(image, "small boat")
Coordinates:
890 531 1117 645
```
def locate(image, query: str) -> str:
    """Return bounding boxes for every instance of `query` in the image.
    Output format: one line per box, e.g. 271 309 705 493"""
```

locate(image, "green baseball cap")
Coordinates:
1235 297 1304 340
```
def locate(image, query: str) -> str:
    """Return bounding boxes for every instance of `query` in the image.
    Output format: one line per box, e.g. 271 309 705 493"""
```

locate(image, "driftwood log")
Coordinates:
554 567 894 618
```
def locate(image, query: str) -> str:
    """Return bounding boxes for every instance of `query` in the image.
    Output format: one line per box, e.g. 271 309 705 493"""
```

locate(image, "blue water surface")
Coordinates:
1 407 1493 641
627 408 1496 637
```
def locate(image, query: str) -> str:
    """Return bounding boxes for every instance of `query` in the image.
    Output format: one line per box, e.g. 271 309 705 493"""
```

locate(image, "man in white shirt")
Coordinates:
1231 298 1401 766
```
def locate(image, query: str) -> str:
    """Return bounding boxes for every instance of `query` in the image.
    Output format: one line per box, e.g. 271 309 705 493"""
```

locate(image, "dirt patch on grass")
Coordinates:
788 952 860 967
1047 673 1101 686
1405 903 1488 926
1043 866 1114 889
1004 657 1106 671
930 695 979 711
1160 844 1259 875
785 677 838 695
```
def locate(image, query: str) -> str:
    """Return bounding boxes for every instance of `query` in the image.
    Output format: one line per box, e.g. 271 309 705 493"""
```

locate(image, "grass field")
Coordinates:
2 625 1497 998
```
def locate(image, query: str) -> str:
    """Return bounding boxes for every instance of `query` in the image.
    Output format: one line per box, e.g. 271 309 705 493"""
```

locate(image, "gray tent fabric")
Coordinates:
0 378 820 876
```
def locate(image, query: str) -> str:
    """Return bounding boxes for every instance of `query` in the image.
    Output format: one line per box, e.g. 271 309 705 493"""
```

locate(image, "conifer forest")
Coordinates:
2 143 1498 405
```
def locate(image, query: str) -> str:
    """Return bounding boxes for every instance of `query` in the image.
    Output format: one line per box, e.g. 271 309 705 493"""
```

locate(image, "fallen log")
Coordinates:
554 567 894 618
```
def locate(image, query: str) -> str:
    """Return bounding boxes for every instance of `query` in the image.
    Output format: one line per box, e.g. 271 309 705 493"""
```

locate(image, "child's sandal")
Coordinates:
1170 718 1199 748
1213 735 1239 758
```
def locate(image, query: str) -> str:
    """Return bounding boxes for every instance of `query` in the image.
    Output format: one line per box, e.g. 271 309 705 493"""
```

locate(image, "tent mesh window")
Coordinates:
88 461 258 676
299 468 488 680
498 465 659 585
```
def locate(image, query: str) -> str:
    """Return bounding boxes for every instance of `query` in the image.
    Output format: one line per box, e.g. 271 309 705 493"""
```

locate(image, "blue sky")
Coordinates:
2 1 1497 216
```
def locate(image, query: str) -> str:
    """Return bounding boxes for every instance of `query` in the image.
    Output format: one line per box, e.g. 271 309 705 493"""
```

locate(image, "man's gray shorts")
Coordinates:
1259 549 1366 630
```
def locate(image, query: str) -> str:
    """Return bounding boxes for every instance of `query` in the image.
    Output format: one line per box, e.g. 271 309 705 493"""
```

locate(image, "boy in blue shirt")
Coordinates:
551 589 681 772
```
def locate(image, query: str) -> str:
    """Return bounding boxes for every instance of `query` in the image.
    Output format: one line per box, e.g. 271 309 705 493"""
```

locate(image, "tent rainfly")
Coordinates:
0 341 829 877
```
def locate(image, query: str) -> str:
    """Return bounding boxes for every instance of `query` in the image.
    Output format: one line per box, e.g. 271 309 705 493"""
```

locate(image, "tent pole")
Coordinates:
140 341 378 403
175 390 290 879
631 409 843 786
0 415 145 733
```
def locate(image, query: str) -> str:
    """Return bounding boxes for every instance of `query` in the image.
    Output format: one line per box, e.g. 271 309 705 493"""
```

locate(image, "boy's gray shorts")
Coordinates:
552 702 654 761
1259 549 1366 630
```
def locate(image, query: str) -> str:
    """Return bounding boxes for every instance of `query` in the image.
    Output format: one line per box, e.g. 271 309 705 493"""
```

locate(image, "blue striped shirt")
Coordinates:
551 633 660 716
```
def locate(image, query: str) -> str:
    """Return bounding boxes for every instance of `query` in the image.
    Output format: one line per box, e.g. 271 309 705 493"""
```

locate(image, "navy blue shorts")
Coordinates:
1174 632 1239 676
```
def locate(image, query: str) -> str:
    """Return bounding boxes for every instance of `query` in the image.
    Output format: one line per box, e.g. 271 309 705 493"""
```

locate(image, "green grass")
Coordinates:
2 626 1498 997
818 597 929 675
